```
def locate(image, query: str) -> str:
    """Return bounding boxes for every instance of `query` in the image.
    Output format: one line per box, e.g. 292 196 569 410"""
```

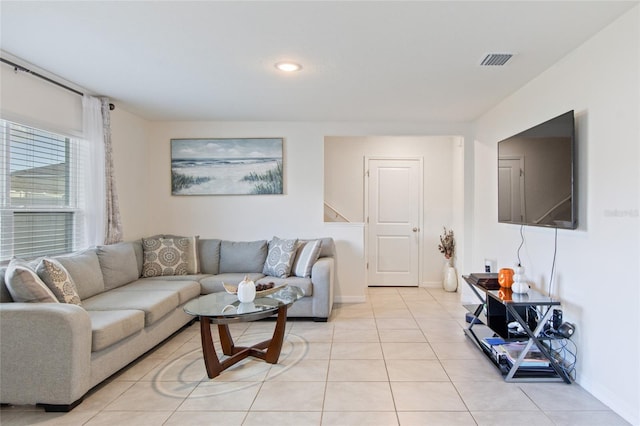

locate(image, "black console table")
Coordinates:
463 275 572 383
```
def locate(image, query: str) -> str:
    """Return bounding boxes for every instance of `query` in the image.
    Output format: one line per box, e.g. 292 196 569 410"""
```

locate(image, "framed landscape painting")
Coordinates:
171 138 284 195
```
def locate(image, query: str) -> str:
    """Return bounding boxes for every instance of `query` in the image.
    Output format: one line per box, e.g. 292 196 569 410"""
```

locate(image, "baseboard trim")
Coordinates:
334 295 367 303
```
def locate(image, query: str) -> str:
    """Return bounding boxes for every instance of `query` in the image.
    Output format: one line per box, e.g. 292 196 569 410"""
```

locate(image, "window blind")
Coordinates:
0 120 85 260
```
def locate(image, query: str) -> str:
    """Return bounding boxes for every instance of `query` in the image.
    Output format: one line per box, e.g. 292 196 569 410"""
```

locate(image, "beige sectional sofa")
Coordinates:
0 236 335 411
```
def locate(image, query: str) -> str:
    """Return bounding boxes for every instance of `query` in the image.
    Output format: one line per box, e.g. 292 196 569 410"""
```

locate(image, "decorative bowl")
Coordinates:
223 282 286 297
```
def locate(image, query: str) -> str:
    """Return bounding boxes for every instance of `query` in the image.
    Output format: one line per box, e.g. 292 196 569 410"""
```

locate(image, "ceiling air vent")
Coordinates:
480 53 513 66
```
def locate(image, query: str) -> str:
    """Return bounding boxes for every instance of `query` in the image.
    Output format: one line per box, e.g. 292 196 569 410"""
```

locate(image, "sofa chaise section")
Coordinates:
0 302 92 409
0 242 197 411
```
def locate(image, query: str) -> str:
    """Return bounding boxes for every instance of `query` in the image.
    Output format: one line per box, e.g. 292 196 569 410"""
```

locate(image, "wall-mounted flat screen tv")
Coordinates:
497 110 577 229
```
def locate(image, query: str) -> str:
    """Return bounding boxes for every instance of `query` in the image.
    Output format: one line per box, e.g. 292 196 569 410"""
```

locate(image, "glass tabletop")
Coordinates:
183 285 304 319
486 287 560 306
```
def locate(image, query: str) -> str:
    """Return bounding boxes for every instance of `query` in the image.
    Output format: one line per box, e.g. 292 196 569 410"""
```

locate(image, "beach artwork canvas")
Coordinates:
170 138 284 195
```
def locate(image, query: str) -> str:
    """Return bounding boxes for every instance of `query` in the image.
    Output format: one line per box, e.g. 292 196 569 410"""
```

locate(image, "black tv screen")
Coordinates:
497 110 577 229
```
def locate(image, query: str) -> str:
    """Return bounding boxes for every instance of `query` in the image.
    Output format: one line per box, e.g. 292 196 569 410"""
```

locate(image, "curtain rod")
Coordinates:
1 56 115 110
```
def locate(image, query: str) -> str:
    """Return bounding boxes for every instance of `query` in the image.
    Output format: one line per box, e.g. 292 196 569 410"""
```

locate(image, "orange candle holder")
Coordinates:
498 268 514 288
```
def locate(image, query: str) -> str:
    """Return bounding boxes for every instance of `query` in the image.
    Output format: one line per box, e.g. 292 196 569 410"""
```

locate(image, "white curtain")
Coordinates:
82 95 106 247
82 95 123 246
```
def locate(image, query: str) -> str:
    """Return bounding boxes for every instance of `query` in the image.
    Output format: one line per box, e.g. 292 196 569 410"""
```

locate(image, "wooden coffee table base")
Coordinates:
199 305 288 378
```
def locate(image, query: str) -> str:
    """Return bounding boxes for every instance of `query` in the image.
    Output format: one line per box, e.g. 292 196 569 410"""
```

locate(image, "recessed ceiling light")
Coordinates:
275 62 302 72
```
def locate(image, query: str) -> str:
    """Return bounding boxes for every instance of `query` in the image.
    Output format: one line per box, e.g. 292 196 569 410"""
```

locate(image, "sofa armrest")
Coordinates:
310 257 335 320
0 303 92 406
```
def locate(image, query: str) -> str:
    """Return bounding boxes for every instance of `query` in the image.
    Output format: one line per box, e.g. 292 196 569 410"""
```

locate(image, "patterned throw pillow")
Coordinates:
37 258 82 306
160 235 200 274
262 237 298 278
5 258 59 303
292 239 322 278
142 237 191 277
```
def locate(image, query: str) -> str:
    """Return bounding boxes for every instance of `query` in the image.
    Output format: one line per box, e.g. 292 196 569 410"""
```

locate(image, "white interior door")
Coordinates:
367 158 422 286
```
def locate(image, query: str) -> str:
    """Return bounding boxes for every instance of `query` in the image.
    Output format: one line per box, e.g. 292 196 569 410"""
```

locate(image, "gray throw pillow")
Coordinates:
219 240 268 273
199 239 221 275
292 239 322 278
263 237 298 278
5 258 58 303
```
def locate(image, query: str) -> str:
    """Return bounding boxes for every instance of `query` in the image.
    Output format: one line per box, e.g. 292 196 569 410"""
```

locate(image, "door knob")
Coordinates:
412 227 419 232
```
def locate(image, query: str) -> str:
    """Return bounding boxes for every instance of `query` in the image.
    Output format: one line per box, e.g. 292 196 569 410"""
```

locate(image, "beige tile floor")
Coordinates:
0 287 629 425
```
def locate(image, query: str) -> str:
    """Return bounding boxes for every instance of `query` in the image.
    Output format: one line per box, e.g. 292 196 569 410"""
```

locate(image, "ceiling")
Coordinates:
1 1 637 122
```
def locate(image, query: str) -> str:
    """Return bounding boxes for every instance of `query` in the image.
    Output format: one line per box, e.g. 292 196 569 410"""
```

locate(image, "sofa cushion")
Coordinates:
199 239 221 275
219 240 267 273
88 309 145 352
292 239 322 278
115 279 201 305
4 259 58 303
142 237 190 277
56 250 105 300
200 273 265 294
36 258 82 305
263 237 298 278
256 276 312 297
97 242 140 290
82 290 179 326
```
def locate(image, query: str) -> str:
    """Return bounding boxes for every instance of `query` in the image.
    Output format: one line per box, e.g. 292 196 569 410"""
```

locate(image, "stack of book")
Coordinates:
468 273 500 290
497 342 550 368
482 338 551 368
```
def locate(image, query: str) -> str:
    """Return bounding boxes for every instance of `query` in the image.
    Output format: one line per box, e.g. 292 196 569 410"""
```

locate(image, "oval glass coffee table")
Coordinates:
183 285 304 378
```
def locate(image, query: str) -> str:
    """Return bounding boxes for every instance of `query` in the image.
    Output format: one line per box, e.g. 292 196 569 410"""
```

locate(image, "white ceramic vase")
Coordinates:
511 265 529 294
442 258 458 292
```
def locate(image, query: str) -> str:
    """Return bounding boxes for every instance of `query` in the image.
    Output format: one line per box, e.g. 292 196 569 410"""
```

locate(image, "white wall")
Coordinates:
470 7 639 424
146 122 470 302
